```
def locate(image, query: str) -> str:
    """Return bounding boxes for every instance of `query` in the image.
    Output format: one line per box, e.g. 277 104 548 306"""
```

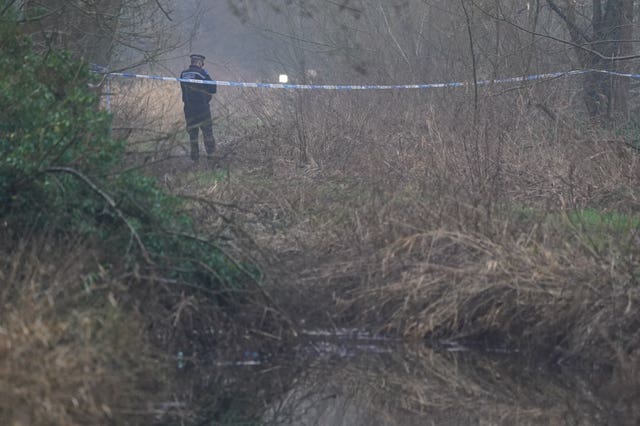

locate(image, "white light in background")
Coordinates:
279 74 289 83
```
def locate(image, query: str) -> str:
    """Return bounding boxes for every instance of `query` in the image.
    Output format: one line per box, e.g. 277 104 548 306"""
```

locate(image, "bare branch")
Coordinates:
378 1 411 67
324 0 362 15
154 0 173 21
44 166 153 265
460 0 479 120
0 0 18 17
471 0 640 63
544 0 591 43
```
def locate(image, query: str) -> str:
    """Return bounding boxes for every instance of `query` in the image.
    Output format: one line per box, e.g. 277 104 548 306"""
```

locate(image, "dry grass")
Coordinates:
0 234 183 425
0 73 298 426
171 78 640 370
84 73 640 423
265 343 639 425
0 230 283 425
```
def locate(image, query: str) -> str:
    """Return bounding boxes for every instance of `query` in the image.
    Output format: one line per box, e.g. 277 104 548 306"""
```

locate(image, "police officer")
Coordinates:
180 54 217 162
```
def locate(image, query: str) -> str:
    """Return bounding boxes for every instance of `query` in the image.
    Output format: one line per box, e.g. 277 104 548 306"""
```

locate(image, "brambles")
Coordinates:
0 13 267 425
0 17 247 294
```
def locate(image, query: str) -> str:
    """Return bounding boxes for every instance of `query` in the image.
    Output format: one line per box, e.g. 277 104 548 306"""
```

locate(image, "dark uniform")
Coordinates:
180 54 217 161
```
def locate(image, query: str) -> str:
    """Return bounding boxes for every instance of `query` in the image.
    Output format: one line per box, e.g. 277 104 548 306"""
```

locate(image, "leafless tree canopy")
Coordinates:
221 0 637 125
18 0 186 68
12 0 638 123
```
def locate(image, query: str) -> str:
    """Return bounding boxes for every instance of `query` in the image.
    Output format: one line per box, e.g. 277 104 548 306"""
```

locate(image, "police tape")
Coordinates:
101 69 640 91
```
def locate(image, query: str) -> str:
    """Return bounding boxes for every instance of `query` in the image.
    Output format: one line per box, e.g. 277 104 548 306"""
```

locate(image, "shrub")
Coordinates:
0 10 243 294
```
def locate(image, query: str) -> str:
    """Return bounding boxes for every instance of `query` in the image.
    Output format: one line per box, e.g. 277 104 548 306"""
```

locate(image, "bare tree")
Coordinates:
18 0 185 69
544 0 634 123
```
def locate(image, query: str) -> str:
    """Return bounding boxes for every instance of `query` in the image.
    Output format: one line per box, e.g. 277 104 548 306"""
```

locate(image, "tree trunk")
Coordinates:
548 0 634 124
22 0 124 66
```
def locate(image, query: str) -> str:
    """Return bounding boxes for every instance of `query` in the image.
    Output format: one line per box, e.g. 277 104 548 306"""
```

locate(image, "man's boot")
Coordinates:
203 131 216 169
190 140 199 162
188 127 200 162
203 129 216 156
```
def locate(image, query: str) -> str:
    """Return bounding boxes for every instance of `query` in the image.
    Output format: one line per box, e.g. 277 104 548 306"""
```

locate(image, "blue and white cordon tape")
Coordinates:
99 68 640 91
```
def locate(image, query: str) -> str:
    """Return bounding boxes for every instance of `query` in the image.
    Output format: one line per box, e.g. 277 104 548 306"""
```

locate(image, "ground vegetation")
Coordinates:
3 0 640 424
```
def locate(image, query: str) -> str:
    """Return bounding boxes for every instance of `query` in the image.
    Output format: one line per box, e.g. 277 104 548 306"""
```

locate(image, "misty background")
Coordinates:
17 0 639 128
170 1 275 81
139 1 582 100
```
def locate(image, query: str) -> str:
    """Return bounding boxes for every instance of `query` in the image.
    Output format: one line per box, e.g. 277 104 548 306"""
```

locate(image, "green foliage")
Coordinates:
0 14 244 293
616 119 640 150
0 26 119 216
509 205 639 255
566 209 639 233
564 209 639 253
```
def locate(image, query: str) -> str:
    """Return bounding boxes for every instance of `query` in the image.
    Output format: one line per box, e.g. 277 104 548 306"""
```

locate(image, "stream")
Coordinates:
185 329 639 425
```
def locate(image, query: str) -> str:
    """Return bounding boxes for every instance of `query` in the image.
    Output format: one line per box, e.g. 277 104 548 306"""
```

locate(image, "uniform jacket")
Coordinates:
180 65 217 114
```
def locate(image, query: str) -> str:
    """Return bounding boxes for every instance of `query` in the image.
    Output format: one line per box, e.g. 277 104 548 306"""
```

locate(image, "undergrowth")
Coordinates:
0 7 273 425
0 236 177 425
3 1 640 424
198 83 640 373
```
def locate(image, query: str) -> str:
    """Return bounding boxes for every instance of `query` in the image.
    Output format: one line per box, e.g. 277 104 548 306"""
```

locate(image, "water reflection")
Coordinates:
257 336 638 426
189 333 638 425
